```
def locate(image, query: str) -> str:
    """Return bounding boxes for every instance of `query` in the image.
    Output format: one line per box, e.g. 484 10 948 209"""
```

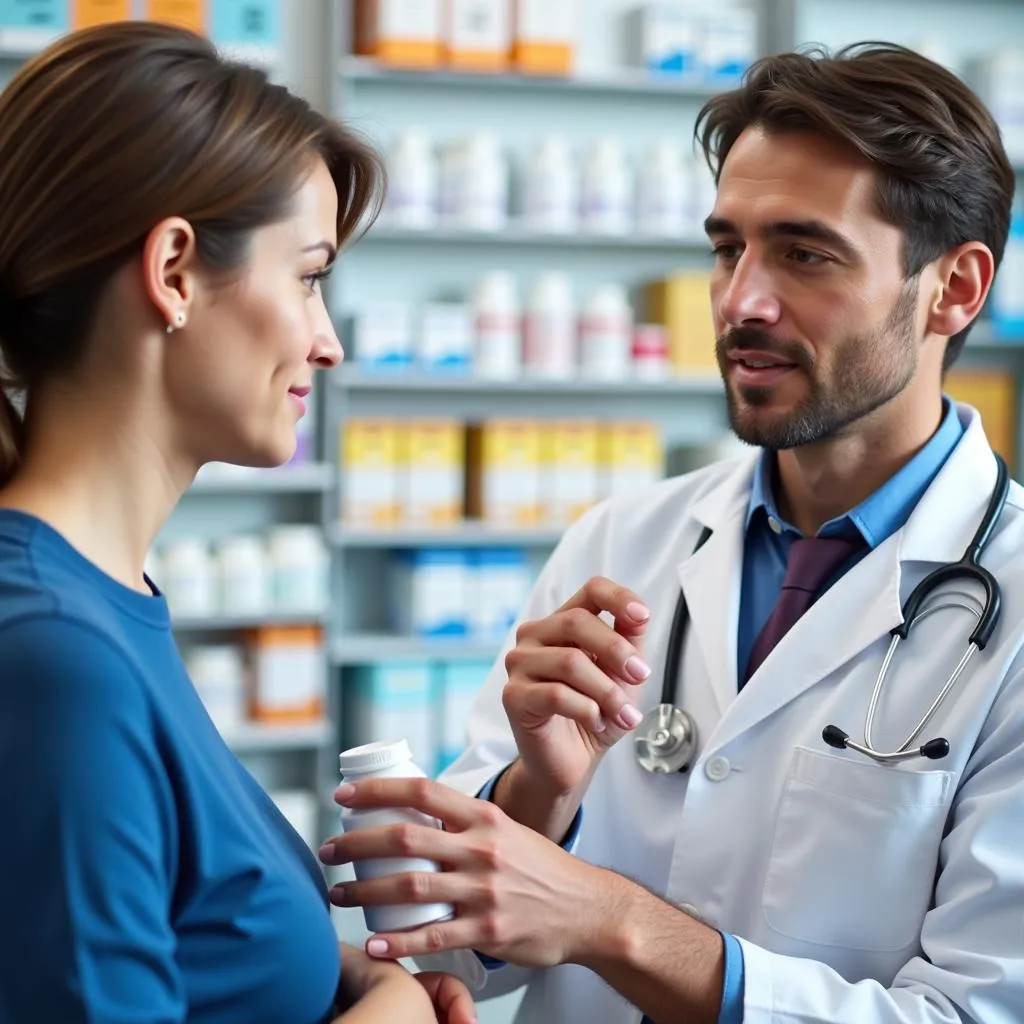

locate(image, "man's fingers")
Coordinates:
503 664 643 734
558 576 651 641
516 606 651 685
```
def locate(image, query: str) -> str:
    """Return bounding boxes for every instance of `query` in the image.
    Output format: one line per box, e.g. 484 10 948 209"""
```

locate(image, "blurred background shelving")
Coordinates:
2 4 1023 1018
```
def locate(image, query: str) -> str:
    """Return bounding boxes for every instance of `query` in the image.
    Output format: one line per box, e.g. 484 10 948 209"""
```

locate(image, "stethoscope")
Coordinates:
634 454 1010 775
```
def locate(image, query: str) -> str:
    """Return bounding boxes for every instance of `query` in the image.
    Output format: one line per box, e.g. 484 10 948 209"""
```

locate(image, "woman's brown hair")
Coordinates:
695 42 1016 372
0 20 384 484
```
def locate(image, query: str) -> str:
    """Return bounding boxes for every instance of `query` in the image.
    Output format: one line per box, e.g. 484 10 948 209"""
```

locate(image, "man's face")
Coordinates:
707 126 925 450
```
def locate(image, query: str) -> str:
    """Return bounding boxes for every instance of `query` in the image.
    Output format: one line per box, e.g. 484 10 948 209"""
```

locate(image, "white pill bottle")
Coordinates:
338 739 454 933
337 738 487 991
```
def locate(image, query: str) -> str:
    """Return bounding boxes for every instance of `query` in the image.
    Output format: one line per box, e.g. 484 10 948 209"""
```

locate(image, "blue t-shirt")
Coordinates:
0 510 340 1024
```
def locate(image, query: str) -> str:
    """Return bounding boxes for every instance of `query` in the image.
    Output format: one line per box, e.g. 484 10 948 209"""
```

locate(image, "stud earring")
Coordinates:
165 311 186 334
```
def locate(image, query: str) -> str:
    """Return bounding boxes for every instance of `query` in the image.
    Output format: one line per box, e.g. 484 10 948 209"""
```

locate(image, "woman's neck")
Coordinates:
0 387 194 591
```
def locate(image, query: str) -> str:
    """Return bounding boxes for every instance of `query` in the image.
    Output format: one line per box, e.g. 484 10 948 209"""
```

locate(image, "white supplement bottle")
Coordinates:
473 270 521 379
523 271 576 379
338 739 454 934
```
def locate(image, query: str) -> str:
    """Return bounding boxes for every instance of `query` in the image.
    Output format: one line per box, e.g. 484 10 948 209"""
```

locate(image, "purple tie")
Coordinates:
744 536 861 681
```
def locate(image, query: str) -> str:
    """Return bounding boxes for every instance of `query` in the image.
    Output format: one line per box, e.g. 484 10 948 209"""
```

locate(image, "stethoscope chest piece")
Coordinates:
635 703 699 774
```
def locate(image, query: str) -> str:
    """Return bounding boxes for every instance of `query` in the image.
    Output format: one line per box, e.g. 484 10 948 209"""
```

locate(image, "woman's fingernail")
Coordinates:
619 704 643 729
625 655 651 682
594 714 607 733
367 939 390 957
334 784 356 805
627 601 650 622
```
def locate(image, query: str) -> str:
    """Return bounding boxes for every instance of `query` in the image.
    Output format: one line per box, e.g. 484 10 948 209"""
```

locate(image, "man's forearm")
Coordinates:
572 868 725 1024
491 758 593 843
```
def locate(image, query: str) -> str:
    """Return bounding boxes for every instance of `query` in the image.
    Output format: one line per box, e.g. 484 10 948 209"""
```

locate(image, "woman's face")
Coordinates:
166 157 343 469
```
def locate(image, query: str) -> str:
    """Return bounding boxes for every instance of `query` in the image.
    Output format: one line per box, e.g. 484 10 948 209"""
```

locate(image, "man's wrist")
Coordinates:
492 758 588 842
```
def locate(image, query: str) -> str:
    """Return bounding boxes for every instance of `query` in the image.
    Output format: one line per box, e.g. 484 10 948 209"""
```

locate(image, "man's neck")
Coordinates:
773 393 945 537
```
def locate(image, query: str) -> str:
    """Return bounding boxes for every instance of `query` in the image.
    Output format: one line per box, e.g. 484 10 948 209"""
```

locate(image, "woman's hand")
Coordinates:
320 780 608 969
335 944 477 1024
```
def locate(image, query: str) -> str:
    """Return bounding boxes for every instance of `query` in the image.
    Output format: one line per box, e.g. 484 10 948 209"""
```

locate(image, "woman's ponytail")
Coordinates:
0 384 23 487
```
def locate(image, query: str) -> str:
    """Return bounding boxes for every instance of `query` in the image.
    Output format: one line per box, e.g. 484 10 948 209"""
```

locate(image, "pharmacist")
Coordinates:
317 43 1024 1024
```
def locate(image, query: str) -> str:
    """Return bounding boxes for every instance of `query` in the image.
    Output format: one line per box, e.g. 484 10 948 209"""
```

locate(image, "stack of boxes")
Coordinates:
340 419 666 527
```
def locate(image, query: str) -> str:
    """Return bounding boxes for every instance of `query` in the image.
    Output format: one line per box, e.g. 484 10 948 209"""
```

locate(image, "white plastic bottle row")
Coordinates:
147 525 330 620
383 129 717 238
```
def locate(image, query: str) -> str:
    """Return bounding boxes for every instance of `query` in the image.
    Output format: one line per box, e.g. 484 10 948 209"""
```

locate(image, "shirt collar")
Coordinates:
745 396 964 547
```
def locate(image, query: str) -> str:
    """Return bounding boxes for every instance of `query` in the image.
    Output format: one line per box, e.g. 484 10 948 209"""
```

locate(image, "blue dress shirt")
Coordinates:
483 398 965 1024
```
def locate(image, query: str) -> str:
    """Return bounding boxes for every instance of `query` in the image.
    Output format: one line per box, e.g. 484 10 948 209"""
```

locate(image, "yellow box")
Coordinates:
598 422 664 499
645 272 718 375
402 419 466 525
541 420 599 524
145 0 205 33
945 370 1017 470
73 0 131 28
466 420 542 524
340 419 401 526
354 0 444 69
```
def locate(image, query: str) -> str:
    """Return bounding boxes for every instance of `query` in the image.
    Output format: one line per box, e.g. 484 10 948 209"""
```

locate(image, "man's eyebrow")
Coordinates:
704 216 858 260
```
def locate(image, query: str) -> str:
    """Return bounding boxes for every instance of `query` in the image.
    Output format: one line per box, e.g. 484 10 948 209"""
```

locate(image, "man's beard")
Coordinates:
716 283 919 450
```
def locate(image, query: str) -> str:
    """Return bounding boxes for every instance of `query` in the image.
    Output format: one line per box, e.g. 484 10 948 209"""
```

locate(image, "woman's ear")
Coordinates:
142 216 199 332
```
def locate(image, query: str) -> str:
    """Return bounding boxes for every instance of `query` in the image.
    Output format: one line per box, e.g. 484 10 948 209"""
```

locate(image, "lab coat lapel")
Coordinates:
675 454 757 717
702 404 999 758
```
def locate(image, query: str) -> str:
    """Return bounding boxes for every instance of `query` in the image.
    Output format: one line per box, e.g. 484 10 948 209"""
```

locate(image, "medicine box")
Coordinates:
209 0 281 67
417 303 474 372
352 303 414 370
626 3 700 77
540 420 599 524
390 548 472 636
0 0 66 50
511 0 575 76
645 271 718 375
468 548 530 638
353 0 444 69
401 419 465 525
465 420 543 524
444 0 513 72
345 660 437 776
72 1 131 30
246 625 325 725
144 0 206 33
698 3 756 84
340 419 401 526
598 422 664 499
991 211 1024 340
433 659 494 776
945 370 1018 472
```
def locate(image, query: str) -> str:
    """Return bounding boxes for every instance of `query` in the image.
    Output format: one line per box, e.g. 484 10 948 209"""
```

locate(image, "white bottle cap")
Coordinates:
339 738 413 775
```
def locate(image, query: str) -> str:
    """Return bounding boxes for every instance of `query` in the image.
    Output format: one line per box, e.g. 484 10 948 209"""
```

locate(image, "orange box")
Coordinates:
353 0 443 69
73 0 131 28
246 625 325 725
145 0 205 33
444 0 512 72
511 0 574 76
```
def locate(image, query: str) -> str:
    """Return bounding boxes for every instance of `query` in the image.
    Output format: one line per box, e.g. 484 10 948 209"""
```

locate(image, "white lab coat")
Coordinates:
438 403 1024 1024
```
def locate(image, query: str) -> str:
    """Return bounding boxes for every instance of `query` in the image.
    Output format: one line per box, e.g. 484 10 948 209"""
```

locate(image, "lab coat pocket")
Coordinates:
762 745 955 953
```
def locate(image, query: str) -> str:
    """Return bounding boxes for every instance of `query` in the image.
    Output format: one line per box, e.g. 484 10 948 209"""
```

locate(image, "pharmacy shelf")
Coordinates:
221 720 334 753
171 610 330 631
333 367 724 395
332 633 502 665
328 522 566 549
339 56 728 101
188 462 335 493
359 224 709 251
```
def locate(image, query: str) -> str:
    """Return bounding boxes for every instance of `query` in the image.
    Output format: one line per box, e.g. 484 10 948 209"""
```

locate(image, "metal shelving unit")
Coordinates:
188 462 335 493
171 610 330 632
331 633 502 665
327 522 567 549
332 367 724 395
220 720 334 753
